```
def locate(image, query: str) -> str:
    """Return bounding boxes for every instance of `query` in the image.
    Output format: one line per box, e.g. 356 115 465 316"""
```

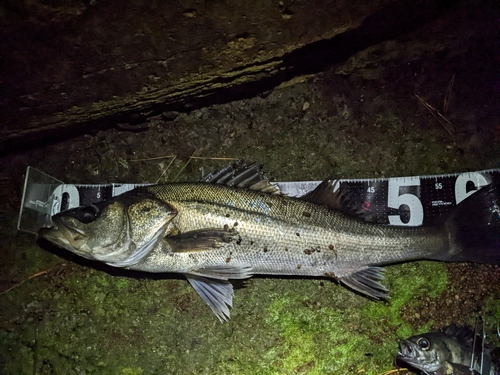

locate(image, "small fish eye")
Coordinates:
417 338 430 350
77 205 99 224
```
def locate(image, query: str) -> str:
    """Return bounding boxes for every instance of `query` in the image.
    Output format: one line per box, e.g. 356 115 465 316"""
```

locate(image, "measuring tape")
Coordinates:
18 167 500 234
278 170 498 225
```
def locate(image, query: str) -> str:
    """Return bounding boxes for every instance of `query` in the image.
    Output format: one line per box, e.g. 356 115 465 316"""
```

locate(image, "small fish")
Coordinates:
38 162 500 321
397 324 497 375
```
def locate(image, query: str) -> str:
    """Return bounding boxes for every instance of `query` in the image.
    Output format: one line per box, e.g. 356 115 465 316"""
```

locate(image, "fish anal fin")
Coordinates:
166 228 238 252
185 274 234 323
339 266 389 300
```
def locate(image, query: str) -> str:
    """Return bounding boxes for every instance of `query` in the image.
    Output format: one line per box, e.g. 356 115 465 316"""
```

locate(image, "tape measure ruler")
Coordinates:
18 166 500 234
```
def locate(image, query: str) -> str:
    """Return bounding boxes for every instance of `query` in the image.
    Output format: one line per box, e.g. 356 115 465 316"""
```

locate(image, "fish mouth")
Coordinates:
38 217 90 256
397 342 411 358
39 216 168 268
396 341 422 368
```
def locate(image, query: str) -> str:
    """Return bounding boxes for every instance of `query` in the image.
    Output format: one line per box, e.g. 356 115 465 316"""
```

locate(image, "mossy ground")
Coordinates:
262 262 449 375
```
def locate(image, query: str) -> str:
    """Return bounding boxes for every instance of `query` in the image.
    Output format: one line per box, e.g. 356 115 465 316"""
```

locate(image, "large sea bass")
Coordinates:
39 163 500 321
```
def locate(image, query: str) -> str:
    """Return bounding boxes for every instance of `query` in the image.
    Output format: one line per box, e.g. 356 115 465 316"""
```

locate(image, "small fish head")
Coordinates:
397 334 444 374
39 189 176 267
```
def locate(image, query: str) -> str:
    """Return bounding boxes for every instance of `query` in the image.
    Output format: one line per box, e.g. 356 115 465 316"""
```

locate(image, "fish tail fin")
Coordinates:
435 183 500 264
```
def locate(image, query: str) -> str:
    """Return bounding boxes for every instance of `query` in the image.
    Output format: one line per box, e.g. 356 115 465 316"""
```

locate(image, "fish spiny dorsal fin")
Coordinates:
201 160 281 195
300 179 369 220
442 324 475 346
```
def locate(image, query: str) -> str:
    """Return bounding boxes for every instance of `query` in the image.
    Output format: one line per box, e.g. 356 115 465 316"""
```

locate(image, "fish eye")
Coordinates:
417 338 430 350
76 205 100 224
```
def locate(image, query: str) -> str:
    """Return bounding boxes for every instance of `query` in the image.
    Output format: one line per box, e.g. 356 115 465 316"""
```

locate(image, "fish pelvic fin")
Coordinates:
435 183 500 264
339 266 389 300
185 274 234 323
185 263 253 322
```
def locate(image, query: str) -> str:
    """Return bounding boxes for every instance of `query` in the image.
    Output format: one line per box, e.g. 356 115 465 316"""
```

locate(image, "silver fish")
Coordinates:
397 324 498 375
38 162 500 321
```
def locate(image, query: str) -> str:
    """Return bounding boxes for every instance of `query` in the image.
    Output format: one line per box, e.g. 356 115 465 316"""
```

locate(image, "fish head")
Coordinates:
397 333 447 374
38 189 176 267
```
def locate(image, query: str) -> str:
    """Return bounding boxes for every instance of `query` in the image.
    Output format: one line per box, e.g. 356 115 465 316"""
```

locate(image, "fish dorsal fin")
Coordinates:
300 179 343 209
301 179 366 219
442 324 475 344
300 179 374 221
340 266 389 300
201 161 281 195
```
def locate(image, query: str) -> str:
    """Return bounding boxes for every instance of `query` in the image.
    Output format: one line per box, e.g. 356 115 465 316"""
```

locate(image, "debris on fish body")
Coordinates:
397 324 498 375
38 162 500 321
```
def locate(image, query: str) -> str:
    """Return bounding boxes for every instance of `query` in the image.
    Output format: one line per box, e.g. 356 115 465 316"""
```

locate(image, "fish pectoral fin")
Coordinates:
189 263 253 280
166 228 238 252
340 266 389 300
185 274 234 323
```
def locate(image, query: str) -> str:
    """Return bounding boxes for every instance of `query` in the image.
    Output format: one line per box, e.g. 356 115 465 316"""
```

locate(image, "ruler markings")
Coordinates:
19 168 500 233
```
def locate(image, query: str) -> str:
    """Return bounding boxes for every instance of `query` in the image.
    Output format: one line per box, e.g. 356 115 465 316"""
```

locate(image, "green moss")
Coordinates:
265 295 317 374
115 277 131 290
265 262 449 374
483 296 500 349
483 296 500 320
367 262 449 338
121 368 144 375
96 275 110 287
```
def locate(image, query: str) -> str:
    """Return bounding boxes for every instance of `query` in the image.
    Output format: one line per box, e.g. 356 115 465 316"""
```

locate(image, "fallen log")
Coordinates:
0 0 440 154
